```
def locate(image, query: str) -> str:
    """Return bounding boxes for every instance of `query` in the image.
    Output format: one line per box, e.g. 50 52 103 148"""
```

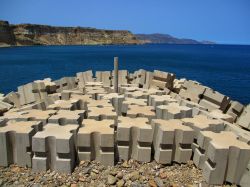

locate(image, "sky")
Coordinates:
0 0 250 44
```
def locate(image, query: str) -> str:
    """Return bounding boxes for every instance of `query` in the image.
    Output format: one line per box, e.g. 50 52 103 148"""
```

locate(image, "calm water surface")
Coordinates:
0 44 250 104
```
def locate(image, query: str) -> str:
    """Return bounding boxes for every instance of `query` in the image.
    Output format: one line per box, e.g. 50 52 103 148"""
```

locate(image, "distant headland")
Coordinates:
0 20 214 47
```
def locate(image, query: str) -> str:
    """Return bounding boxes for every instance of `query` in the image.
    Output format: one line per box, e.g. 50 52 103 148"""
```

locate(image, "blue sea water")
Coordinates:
0 44 250 104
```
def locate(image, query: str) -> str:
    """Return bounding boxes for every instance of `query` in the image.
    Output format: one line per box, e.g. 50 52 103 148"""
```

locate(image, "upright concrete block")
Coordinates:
150 70 175 90
117 117 153 162
114 57 119 93
3 91 21 108
226 101 244 122
77 119 114 166
96 71 111 87
0 120 43 167
32 124 79 173
151 119 194 164
193 131 250 185
156 103 192 120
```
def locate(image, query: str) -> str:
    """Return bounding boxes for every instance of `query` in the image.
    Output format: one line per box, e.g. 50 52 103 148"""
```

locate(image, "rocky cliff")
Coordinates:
0 21 139 47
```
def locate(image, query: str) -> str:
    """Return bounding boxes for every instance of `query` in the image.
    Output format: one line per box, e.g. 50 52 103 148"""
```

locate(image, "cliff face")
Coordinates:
0 21 16 46
0 21 139 47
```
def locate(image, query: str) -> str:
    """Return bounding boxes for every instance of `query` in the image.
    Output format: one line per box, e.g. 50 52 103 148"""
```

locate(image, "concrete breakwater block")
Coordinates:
151 119 194 164
0 67 250 186
77 119 114 166
32 123 79 173
156 103 192 120
116 117 153 162
193 131 250 185
0 120 43 167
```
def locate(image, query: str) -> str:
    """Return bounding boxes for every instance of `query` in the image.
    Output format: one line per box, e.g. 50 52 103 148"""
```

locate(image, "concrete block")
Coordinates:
193 131 250 185
61 90 83 100
0 120 43 167
226 101 244 122
237 104 250 130
126 105 156 122
125 88 166 100
199 89 230 112
209 109 234 123
173 78 186 93
150 70 175 90
156 103 192 120
112 70 128 85
143 71 153 89
117 117 153 162
34 78 57 94
181 115 224 150
77 119 114 166
96 71 111 86
0 101 12 115
87 106 117 121
32 124 79 173
54 77 77 93
3 91 21 108
48 110 86 125
4 109 57 125
47 99 79 110
179 80 206 103
84 87 107 99
151 119 194 164
148 95 178 109
131 69 147 86
97 93 125 115
121 97 147 114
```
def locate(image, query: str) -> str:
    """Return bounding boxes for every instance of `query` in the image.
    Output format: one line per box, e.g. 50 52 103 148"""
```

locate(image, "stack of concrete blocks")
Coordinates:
0 120 43 167
151 119 194 164
150 70 175 90
48 110 86 125
32 124 79 173
173 78 186 93
156 103 193 120
225 101 244 122
76 70 94 89
126 105 156 122
84 86 107 99
181 115 224 150
237 104 250 130
77 119 114 166
199 89 231 112
178 99 208 116
4 109 57 125
121 97 147 114
148 95 178 109
111 70 128 85
86 99 117 121
179 80 206 103
96 71 111 87
193 131 250 185
116 117 153 162
54 77 77 93
97 93 125 115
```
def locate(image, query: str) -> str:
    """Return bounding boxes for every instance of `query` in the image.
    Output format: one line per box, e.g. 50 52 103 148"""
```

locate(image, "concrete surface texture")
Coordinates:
0 68 250 185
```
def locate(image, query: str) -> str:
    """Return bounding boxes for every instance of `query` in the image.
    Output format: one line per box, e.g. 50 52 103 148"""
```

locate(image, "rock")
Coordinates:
107 175 117 185
122 161 130 168
116 171 123 179
159 171 168 179
83 167 91 174
130 171 140 181
117 179 125 187
79 177 85 182
149 179 157 187
155 177 164 186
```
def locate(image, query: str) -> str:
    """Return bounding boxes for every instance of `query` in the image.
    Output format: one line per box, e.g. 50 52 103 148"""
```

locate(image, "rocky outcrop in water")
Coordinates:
0 21 139 47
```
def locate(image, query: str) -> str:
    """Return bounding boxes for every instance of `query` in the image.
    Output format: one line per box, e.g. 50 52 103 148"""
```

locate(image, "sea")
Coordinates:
0 44 250 104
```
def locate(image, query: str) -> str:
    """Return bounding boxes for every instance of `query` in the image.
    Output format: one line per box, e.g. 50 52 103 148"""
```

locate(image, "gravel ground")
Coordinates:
0 160 235 187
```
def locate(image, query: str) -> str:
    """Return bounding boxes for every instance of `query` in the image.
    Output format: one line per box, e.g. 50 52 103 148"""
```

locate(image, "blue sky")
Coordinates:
1 0 250 44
